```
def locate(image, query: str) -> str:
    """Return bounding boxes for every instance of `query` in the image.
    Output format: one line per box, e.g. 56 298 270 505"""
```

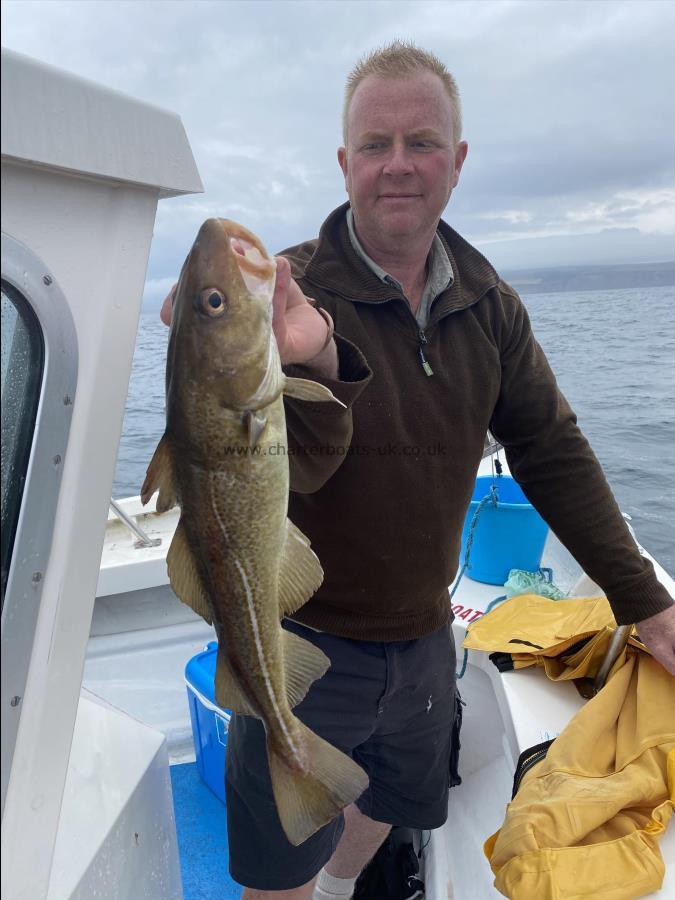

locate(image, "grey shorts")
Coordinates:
225 618 459 891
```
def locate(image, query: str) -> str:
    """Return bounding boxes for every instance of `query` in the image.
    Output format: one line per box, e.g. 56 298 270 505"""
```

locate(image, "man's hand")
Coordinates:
159 256 337 377
271 257 335 371
636 605 675 674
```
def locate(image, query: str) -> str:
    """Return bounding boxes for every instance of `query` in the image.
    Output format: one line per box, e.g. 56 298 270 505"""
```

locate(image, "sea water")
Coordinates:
113 285 675 577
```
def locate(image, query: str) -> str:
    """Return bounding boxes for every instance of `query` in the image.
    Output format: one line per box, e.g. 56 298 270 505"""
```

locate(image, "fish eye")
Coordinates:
197 288 227 317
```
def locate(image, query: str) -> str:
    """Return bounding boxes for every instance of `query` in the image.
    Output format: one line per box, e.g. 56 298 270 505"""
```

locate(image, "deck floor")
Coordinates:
171 762 242 899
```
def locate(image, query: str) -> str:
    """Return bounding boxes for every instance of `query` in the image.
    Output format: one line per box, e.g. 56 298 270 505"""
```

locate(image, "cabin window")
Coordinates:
0 283 44 609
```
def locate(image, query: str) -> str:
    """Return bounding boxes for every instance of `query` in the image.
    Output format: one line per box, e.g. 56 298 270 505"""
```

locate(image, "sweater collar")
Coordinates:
304 202 500 315
345 207 455 296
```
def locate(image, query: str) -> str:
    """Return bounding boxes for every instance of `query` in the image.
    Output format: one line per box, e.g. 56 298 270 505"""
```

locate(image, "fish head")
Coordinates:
168 218 277 409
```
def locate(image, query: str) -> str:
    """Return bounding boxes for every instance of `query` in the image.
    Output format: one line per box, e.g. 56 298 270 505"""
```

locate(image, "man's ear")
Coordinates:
452 141 469 189
337 146 348 182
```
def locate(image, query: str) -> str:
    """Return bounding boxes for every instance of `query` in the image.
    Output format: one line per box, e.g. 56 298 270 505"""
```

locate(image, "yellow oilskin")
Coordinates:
469 596 675 899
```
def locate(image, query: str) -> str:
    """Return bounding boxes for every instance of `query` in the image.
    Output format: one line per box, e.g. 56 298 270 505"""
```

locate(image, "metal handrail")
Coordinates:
577 623 633 699
482 436 502 459
593 624 633 694
109 499 161 549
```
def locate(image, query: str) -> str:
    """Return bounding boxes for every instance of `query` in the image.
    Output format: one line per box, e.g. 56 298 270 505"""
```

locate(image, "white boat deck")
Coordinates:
87 454 675 899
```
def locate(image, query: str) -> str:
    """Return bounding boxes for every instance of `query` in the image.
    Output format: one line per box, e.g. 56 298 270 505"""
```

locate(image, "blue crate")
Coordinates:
185 641 231 805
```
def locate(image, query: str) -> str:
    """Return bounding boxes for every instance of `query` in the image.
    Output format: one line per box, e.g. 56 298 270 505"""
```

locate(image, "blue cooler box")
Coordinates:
185 641 231 804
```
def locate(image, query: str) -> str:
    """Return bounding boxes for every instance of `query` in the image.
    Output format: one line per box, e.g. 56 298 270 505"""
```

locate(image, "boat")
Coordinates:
2 48 673 899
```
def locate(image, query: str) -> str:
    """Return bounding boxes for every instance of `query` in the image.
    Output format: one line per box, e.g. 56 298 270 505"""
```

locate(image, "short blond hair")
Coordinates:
342 40 462 144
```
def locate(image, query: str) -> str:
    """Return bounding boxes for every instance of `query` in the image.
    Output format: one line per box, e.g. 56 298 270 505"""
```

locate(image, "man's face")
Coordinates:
338 72 468 248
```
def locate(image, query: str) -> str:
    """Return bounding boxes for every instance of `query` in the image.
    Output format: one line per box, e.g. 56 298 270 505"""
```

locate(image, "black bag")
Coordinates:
353 827 424 900
449 687 465 789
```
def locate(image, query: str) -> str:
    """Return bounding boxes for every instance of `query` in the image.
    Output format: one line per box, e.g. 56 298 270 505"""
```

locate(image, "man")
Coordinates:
162 42 675 900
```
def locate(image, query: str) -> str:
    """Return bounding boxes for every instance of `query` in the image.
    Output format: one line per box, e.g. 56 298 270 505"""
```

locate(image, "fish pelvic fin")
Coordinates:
215 651 259 717
267 723 369 846
244 409 268 449
283 376 346 408
167 519 213 625
282 629 330 708
141 432 178 511
278 519 324 617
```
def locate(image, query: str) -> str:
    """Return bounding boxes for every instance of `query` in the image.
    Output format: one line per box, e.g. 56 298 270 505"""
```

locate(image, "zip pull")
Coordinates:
418 329 434 376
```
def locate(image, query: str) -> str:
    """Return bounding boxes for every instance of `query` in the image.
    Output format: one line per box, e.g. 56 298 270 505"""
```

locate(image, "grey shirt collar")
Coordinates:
346 207 454 327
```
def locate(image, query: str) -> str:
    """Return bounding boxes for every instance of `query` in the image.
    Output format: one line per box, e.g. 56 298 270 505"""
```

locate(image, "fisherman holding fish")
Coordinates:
159 41 675 900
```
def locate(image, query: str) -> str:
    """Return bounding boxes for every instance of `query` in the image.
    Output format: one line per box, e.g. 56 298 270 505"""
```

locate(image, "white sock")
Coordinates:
313 867 358 899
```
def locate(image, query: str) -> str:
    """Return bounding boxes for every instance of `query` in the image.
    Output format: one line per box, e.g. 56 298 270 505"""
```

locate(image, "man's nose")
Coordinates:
382 143 414 176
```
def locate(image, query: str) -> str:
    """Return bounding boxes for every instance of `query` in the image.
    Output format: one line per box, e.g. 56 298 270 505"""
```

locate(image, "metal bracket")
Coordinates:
109 499 162 549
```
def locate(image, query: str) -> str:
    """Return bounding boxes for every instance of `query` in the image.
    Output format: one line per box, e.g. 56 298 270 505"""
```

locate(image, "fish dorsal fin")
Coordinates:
167 519 213 625
244 410 268 449
214 650 259 717
140 431 178 512
283 377 346 407
282 628 330 708
278 519 324 617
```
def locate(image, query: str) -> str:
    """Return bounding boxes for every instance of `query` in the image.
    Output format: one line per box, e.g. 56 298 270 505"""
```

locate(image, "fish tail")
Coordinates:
267 723 369 847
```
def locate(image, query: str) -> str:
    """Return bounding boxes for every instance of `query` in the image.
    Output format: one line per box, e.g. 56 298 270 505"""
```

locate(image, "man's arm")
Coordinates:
489 285 674 673
273 257 371 493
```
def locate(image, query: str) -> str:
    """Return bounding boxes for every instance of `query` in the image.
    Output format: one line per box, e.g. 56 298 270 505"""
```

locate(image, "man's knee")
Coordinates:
342 803 392 844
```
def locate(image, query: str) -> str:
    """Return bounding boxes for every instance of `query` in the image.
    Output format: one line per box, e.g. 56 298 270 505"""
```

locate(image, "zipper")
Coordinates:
307 286 486 377
511 738 555 798
418 329 433 376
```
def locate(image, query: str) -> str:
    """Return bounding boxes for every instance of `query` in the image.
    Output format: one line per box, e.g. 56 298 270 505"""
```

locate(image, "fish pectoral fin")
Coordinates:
167 519 213 625
215 651 260 717
140 431 178 512
278 520 325 617
283 376 346 408
267 722 369 846
282 629 330 708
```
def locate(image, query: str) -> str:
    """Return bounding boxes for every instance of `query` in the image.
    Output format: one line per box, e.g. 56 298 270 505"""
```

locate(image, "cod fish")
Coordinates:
141 218 368 845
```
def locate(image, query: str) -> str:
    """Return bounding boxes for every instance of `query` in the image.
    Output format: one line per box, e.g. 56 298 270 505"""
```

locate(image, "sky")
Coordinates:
3 0 674 308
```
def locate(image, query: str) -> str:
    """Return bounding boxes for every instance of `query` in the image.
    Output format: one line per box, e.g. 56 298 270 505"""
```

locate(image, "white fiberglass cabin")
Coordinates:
1 48 202 899
1 48 673 900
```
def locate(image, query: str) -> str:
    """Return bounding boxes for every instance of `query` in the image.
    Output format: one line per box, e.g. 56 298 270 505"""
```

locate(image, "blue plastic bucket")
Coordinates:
459 475 549 585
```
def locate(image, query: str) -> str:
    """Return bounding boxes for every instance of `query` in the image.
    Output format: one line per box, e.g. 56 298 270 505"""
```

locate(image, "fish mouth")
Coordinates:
220 219 276 283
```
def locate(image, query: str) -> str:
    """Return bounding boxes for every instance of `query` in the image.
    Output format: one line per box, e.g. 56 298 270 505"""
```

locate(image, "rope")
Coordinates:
456 594 507 680
449 484 498 603
452 482 500 679
452 466 557 680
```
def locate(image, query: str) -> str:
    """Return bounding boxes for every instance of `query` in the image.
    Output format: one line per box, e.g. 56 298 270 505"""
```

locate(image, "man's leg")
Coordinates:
227 622 390 895
241 804 391 900
324 803 391 877
242 876 317 900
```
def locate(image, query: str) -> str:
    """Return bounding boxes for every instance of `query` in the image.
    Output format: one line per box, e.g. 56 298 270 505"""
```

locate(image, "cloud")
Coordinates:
565 190 675 235
142 276 176 309
2 0 674 289
476 227 675 271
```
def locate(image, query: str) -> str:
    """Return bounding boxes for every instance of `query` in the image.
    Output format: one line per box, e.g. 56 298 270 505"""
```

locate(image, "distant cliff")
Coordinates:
501 260 675 294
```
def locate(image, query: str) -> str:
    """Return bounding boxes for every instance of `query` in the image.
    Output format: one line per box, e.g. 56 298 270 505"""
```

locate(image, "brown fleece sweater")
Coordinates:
282 203 672 641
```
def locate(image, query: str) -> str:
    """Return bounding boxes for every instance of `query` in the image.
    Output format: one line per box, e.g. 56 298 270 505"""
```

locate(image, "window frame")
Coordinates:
2 280 45 608
0 233 78 815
